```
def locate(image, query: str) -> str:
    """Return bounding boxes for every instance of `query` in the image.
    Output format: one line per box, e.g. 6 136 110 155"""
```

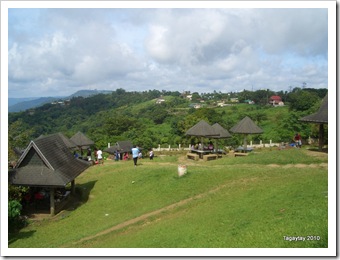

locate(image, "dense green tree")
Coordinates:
287 90 320 111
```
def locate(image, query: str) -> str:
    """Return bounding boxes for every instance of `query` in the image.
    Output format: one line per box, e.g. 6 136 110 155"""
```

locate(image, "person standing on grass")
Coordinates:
131 145 140 167
149 149 154 160
97 148 103 165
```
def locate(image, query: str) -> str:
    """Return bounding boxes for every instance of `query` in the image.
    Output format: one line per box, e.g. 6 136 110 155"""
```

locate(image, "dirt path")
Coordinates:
61 177 246 247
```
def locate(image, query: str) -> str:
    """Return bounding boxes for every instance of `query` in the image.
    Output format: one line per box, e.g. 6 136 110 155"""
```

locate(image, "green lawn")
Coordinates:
8 148 328 248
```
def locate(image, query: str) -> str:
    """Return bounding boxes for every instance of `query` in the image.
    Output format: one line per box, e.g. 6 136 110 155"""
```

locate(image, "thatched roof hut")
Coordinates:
300 93 328 124
230 116 263 152
300 93 328 151
9 133 91 215
70 131 94 148
104 141 133 154
185 120 219 150
211 123 232 139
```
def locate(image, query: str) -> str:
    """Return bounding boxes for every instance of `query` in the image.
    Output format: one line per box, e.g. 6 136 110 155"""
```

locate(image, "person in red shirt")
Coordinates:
294 133 302 148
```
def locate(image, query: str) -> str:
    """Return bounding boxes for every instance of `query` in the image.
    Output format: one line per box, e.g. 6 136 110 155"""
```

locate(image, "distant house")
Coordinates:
269 96 284 106
156 97 165 104
244 99 255 105
189 103 203 109
230 98 239 103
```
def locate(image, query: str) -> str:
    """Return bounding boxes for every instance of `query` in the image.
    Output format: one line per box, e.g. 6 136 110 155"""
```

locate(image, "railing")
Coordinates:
152 140 282 151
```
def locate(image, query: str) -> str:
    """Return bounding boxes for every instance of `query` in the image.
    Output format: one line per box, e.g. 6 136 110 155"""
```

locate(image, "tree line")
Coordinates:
8 87 327 161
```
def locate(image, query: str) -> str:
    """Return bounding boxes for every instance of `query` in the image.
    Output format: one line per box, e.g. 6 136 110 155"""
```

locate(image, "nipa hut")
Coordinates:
230 116 263 152
185 120 219 150
9 133 91 215
300 93 328 151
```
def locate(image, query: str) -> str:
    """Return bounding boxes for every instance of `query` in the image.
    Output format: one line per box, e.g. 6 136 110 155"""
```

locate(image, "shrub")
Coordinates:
8 200 26 233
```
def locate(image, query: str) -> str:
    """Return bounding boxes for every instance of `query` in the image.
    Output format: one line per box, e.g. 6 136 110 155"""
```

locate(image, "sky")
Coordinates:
6 3 331 98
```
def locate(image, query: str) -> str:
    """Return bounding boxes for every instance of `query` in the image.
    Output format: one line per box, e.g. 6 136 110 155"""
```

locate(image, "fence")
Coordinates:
152 140 282 152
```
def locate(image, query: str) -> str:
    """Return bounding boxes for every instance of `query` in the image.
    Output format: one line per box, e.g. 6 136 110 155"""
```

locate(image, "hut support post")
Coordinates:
243 134 247 153
50 188 55 216
319 124 324 151
71 180 75 195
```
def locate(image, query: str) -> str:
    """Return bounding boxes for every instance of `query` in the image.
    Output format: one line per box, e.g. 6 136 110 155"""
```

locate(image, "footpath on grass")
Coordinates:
61 161 327 248
61 177 235 247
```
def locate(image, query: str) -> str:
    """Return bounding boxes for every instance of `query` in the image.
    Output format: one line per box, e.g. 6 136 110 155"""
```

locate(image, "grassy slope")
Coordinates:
9 148 328 248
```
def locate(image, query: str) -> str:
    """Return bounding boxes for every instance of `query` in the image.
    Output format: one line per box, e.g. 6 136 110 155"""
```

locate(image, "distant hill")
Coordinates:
8 97 38 107
8 97 62 112
69 89 113 98
8 89 113 112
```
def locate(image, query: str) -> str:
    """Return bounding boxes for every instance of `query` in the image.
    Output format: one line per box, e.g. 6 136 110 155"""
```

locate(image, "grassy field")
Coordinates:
8 148 328 249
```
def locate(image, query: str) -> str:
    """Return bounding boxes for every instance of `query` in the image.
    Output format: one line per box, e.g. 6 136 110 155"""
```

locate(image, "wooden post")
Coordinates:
71 180 75 195
50 188 55 216
319 124 324 151
243 134 247 153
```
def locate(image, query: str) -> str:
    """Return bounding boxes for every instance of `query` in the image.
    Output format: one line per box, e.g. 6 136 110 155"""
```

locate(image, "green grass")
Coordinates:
8 148 328 248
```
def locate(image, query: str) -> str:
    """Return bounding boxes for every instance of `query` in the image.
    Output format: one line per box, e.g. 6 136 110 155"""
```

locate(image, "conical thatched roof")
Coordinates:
230 116 263 134
185 120 219 137
70 131 94 147
104 145 120 154
300 93 328 124
9 133 90 187
104 141 133 154
211 123 232 139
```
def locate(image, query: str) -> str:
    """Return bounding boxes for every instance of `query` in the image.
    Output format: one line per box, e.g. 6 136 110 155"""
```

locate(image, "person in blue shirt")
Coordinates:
131 145 140 167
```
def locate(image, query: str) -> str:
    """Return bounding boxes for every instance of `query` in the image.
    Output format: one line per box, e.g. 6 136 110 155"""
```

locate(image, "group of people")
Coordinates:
191 142 214 151
86 148 103 165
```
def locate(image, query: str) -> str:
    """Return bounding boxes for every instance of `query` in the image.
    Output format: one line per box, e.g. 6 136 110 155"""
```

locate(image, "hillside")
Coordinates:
8 149 328 249
8 88 326 159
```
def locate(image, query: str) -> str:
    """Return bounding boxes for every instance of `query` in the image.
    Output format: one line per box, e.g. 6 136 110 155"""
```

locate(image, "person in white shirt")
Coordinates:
97 148 103 165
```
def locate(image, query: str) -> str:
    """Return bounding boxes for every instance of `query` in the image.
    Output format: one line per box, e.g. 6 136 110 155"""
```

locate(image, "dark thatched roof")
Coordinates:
230 116 263 134
70 131 94 147
9 133 91 187
211 123 232 139
185 120 220 137
300 93 328 124
36 133 77 149
104 141 133 154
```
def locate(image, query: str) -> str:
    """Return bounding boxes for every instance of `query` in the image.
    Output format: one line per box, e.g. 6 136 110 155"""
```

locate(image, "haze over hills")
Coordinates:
8 89 113 112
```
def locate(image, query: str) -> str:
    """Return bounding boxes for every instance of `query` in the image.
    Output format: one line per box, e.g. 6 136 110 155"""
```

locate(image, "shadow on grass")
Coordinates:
59 180 98 214
8 181 98 245
307 147 328 153
8 230 36 245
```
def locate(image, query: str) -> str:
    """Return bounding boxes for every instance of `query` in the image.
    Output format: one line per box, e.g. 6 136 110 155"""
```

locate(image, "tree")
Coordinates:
287 90 320 111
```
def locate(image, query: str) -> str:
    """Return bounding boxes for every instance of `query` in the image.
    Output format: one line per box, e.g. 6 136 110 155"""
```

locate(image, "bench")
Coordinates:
234 152 249 157
187 153 199 161
203 154 218 161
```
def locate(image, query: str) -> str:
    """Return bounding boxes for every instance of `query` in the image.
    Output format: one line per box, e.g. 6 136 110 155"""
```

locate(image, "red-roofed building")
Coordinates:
269 95 284 106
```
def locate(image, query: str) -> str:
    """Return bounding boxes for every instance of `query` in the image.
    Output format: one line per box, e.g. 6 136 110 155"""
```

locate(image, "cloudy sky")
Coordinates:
6 2 330 98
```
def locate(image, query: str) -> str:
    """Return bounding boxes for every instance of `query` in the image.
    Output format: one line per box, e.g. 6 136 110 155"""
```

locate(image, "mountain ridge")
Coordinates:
8 89 113 112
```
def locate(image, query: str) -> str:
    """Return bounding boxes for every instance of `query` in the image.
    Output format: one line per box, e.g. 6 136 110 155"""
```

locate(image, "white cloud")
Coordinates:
7 7 329 97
